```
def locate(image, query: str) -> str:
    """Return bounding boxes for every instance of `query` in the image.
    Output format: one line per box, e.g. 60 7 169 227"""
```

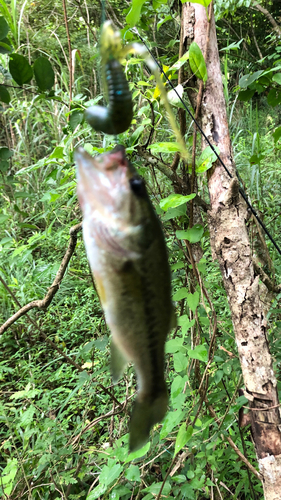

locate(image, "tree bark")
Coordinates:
183 3 281 499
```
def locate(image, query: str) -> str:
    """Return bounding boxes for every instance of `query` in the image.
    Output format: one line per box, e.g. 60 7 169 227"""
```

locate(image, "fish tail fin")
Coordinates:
129 390 168 452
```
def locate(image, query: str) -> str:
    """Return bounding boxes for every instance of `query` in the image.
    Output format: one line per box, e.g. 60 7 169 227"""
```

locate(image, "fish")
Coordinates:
75 145 174 451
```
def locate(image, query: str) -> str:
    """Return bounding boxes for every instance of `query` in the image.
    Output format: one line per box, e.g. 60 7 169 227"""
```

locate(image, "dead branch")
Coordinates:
0 223 82 335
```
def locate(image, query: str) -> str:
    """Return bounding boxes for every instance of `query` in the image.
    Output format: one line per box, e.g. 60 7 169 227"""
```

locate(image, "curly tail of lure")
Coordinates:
85 58 133 135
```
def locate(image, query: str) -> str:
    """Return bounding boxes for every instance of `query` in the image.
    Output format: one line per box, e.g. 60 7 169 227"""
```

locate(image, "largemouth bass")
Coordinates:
75 145 174 451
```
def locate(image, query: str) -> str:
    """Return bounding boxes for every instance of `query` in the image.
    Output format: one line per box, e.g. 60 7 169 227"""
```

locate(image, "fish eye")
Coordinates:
129 176 146 197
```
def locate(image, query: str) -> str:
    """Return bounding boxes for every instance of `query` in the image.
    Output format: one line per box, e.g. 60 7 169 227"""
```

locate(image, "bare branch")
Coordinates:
0 223 82 335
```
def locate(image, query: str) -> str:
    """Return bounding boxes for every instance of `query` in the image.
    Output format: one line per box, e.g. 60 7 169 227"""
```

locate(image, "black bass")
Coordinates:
75 145 174 451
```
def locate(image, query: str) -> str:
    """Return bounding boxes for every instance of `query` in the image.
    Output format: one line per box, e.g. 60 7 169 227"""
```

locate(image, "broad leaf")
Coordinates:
174 423 193 456
125 465 141 482
189 42 207 82
34 57 54 91
174 351 188 372
0 16 9 40
125 441 150 463
69 110 84 131
267 88 281 107
186 291 200 312
0 85 10 103
126 0 146 27
272 73 281 85
0 38 12 54
239 71 263 89
143 481 171 496
0 458 18 496
273 126 281 144
150 142 182 154
172 288 189 301
99 463 122 487
182 0 211 4
196 145 219 173
176 224 204 243
160 193 195 211
87 484 107 500
188 344 208 362
238 89 255 101
0 147 13 159
9 53 33 85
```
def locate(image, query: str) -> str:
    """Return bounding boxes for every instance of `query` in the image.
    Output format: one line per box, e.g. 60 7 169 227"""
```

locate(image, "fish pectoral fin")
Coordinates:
93 223 141 260
129 390 168 452
110 339 128 383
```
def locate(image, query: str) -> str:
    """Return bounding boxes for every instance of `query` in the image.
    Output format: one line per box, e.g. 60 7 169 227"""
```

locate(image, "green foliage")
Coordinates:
0 0 280 499
189 42 208 82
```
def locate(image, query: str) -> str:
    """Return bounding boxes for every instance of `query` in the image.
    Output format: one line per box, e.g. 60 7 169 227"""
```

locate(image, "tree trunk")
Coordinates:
183 3 281 499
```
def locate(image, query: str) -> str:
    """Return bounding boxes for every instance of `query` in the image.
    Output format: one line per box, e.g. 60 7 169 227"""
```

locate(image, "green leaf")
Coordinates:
33 57 54 90
20 405 36 427
189 42 207 82
188 344 208 362
174 423 193 456
165 338 184 354
49 146 64 159
99 463 122 487
162 204 187 221
182 0 211 5
273 126 281 144
126 0 146 28
0 215 10 225
239 71 263 89
186 291 199 312
160 193 196 211
125 465 141 482
150 142 183 154
0 147 13 159
267 88 281 107
238 89 255 102
0 458 18 496
172 288 189 301
69 109 84 131
9 53 33 86
87 484 107 500
195 146 219 173
125 441 150 463
0 16 9 40
157 14 172 31
0 85 10 104
176 224 204 243
177 315 195 334
169 53 189 72
143 481 171 496
174 351 188 372
160 409 184 439
0 38 12 54
272 73 281 85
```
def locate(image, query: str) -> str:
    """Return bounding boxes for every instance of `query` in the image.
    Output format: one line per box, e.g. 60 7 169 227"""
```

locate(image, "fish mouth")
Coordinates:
75 145 129 175
75 145 134 218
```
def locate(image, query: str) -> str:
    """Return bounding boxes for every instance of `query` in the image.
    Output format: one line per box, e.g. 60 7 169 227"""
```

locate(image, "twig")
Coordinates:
0 223 82 335
62 0 73 104
70 394 135 446
190 2 212 228
207 403 262 481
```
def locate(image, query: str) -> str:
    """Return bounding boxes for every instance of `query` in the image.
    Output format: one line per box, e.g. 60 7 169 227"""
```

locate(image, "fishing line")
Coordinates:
132 28 281 257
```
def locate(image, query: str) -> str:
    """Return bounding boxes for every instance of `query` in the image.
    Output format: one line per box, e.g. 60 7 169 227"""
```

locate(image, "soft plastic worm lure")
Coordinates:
85 58 133 135
85 22 133 135
85 21 189 159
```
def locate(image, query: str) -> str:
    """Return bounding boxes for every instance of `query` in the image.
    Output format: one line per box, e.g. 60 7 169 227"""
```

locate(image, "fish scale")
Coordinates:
75 145 174 451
